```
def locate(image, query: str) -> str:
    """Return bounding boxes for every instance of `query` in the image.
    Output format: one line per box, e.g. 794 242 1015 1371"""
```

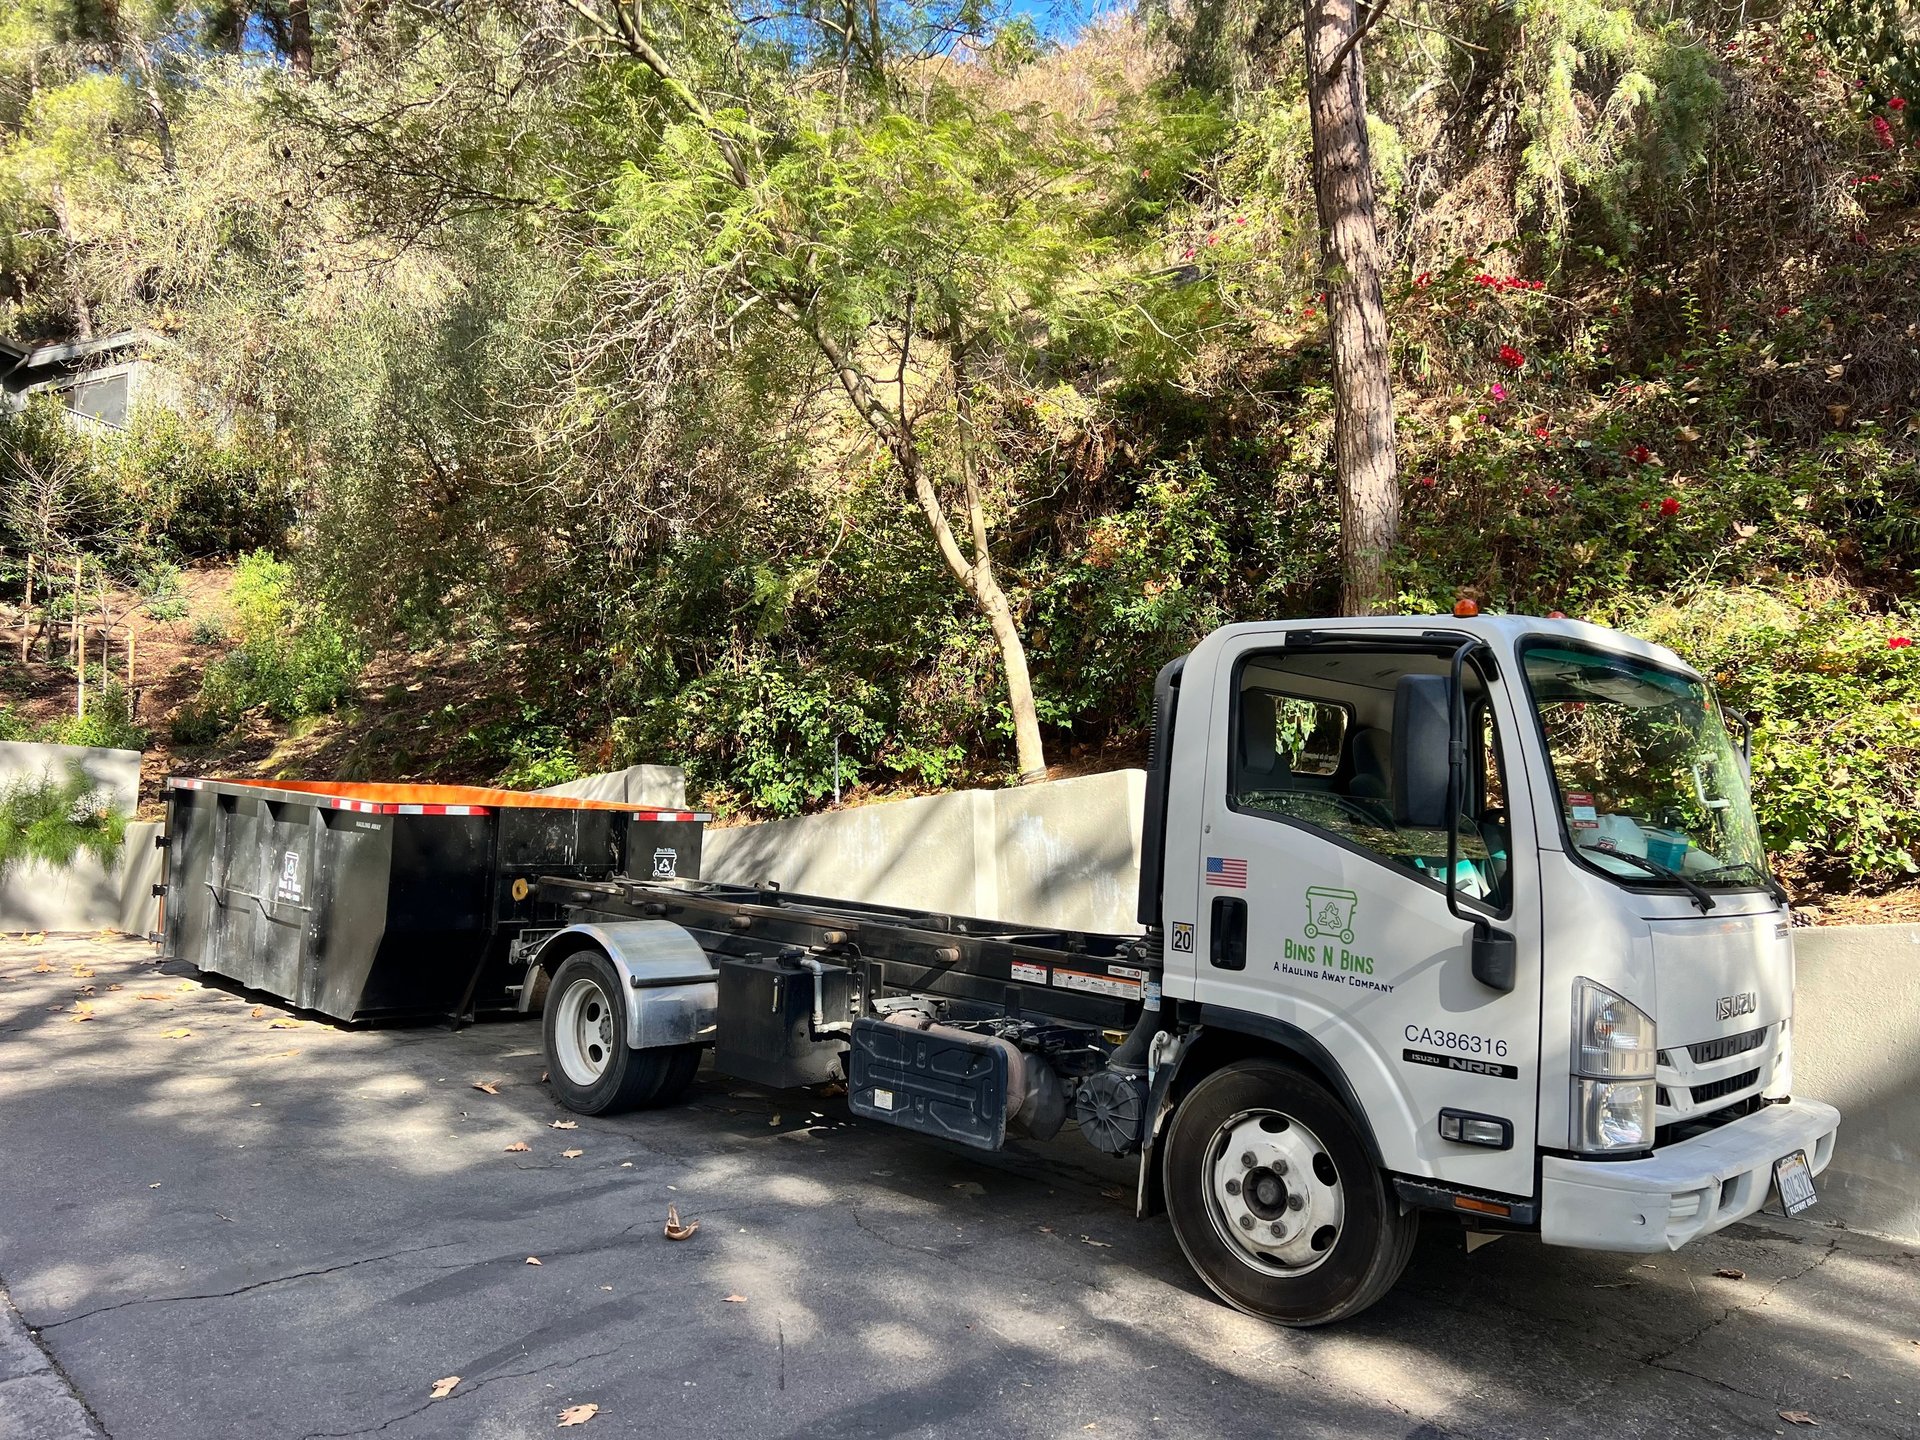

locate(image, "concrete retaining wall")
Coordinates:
1790 924 1920 1244
537 764 687 808
0 743 156 934
701 770 1147 935
0 741 139 811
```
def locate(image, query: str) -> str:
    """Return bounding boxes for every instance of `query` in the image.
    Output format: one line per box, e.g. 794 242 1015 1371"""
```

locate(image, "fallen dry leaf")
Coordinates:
619 1162 633 1169
250 1007 265 1019
267 1018 302 1030
160 1028 192 1040
76 985 95 996
31 962 51 974
70 1009 95 1024
1080 1237 1111 1248
561 1149 583 1159
429 1376 460 1400
557 1403 598 1428
525 1256 543 1266
540 1070 548 1082
664 1204 699 1242
723 1294 747 1304
106 983 121 992
1779 1412 1819 1427
768 1114 781 1127
549 1120 578 1130
1713 1267 1745 1280
24 933 45 946
177 981 194 991
137 993 170 1001
472 1080 500 1095
504 1141 531 1153
71 966 94 978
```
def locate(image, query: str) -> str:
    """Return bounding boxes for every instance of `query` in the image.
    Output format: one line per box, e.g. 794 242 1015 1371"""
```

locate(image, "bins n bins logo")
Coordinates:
651 847 679 880
274 851 303 905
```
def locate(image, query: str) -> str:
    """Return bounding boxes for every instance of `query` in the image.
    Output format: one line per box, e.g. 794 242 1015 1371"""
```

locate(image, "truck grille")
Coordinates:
1682 1028 1768 1065
1655 1022 1780 1127
1688 1068 1762 1105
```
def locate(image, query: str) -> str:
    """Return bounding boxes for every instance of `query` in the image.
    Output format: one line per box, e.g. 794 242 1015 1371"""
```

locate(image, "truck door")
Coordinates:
1184 634 1546 1200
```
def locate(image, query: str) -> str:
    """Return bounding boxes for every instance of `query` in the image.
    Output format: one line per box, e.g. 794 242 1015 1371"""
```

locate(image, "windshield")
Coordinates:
1522 644 1769 890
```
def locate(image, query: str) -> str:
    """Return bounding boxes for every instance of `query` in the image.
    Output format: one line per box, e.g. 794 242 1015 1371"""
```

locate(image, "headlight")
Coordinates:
1573 978 1656 1079
1571 1079 1655 1151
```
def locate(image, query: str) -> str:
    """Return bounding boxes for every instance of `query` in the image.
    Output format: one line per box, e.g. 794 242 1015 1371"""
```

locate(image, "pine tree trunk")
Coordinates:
289 0 315 74
1303 0 1399 616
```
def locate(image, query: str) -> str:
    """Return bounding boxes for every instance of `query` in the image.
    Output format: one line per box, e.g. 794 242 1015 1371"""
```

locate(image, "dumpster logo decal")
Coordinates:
1303 887 1359 945
651 847 679 880
274 851 303 905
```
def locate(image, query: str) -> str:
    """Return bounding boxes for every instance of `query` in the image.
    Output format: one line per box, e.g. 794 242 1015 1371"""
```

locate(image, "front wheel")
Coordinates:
542 950 702 1116
1163 1059 1417 1326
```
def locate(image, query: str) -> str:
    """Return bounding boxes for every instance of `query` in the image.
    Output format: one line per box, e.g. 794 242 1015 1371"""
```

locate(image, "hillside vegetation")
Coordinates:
2 0 1918 914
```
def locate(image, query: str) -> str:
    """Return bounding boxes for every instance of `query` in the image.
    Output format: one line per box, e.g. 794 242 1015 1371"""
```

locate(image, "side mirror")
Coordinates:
1471 928 1517 991
1392 674 1452 830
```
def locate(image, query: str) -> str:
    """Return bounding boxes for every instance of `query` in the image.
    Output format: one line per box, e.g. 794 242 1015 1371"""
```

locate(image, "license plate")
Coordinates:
1773 1149 1818 1217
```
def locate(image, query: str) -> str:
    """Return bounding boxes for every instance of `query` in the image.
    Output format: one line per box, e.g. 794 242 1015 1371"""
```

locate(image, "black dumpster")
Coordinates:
158 778 707 1022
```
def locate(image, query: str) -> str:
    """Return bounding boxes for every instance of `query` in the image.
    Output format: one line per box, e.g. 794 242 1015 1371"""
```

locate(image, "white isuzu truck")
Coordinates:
516 614 1841 1326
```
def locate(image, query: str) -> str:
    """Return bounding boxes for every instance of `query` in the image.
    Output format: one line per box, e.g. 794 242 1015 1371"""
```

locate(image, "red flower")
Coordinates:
1233 215 1247 225
1659 496 1681 518
1872 115 1895 148
1415 271 1433 288
1303 306 1316 319
1629 444 1652 464
1182 247 1196 259
1498 344 1526 369
1892 96 1909 111
1890 635 1914 649
1533 426 1551 439
1206 234 1220 246
1140 169 1151 179
1776 305 1795 316
1417 474 1437 488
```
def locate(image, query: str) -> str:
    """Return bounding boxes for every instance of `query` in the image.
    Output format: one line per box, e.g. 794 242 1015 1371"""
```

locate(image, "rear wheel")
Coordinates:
1163 1059 1417 1326
542 950 701 1115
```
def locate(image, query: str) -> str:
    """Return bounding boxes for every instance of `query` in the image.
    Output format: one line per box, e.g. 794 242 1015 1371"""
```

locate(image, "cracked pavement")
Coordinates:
1 934 1916 1439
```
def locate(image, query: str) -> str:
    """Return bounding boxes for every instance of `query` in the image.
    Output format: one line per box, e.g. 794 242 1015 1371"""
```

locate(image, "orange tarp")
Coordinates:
197 779 661 813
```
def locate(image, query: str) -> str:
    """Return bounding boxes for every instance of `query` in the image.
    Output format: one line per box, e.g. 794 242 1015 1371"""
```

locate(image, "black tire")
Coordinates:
542 949 702 1116
1163 1058 1417 1327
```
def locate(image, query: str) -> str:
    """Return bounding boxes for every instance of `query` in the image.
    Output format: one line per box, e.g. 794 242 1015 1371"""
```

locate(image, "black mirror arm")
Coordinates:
1446 640 1517 992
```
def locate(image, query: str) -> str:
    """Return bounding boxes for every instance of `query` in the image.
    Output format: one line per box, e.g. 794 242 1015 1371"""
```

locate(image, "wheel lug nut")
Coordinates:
1224 1178 1241 1196
1240 1151 1257 1168
1287 1193 1305 1212
1269 1221 1285 1237
1272 1159 1288 1176
1238 1215 1255 1231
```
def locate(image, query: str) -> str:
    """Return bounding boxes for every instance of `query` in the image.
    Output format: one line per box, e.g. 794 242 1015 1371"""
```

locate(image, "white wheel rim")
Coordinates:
1204 1108 1346 1277
553 973 616 1086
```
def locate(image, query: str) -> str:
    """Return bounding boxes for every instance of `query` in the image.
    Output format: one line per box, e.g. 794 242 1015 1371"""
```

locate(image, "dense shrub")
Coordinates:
173 552 361 741
1629 586 1920 891
0 764 127 879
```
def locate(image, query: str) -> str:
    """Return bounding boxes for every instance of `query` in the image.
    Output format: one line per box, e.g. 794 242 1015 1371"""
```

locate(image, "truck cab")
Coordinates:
1140 614 1839 1320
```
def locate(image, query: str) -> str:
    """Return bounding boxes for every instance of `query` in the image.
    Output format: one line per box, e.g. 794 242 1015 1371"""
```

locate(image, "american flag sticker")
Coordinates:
1206 856 1249 889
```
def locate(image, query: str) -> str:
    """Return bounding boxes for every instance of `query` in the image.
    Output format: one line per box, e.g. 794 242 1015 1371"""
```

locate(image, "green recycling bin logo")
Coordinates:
1303 887 1360 946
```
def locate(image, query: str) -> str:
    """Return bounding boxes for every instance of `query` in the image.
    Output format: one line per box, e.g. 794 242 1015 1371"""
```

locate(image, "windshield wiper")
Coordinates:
1578 845 1716 912
1690 861 1790 906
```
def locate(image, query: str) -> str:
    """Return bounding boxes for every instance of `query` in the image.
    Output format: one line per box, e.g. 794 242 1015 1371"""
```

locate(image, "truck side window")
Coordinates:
1229 652 1512 913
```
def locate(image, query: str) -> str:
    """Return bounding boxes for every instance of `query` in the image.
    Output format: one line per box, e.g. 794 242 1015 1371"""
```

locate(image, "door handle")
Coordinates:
1210 896 1247 970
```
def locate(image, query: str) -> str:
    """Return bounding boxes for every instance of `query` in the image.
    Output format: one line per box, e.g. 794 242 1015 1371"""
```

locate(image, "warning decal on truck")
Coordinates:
1054 969 1141 1000
1010 962 1049 985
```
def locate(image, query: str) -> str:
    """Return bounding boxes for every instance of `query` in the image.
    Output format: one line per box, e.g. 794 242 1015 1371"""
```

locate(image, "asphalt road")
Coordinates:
1 934 1916 1440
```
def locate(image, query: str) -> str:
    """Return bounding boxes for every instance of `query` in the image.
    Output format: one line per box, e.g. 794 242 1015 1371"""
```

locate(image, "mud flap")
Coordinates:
847 1016 1009 1151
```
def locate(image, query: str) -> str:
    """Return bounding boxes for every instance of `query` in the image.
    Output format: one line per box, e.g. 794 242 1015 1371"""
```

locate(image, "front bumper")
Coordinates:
1540 1097 1840 1252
